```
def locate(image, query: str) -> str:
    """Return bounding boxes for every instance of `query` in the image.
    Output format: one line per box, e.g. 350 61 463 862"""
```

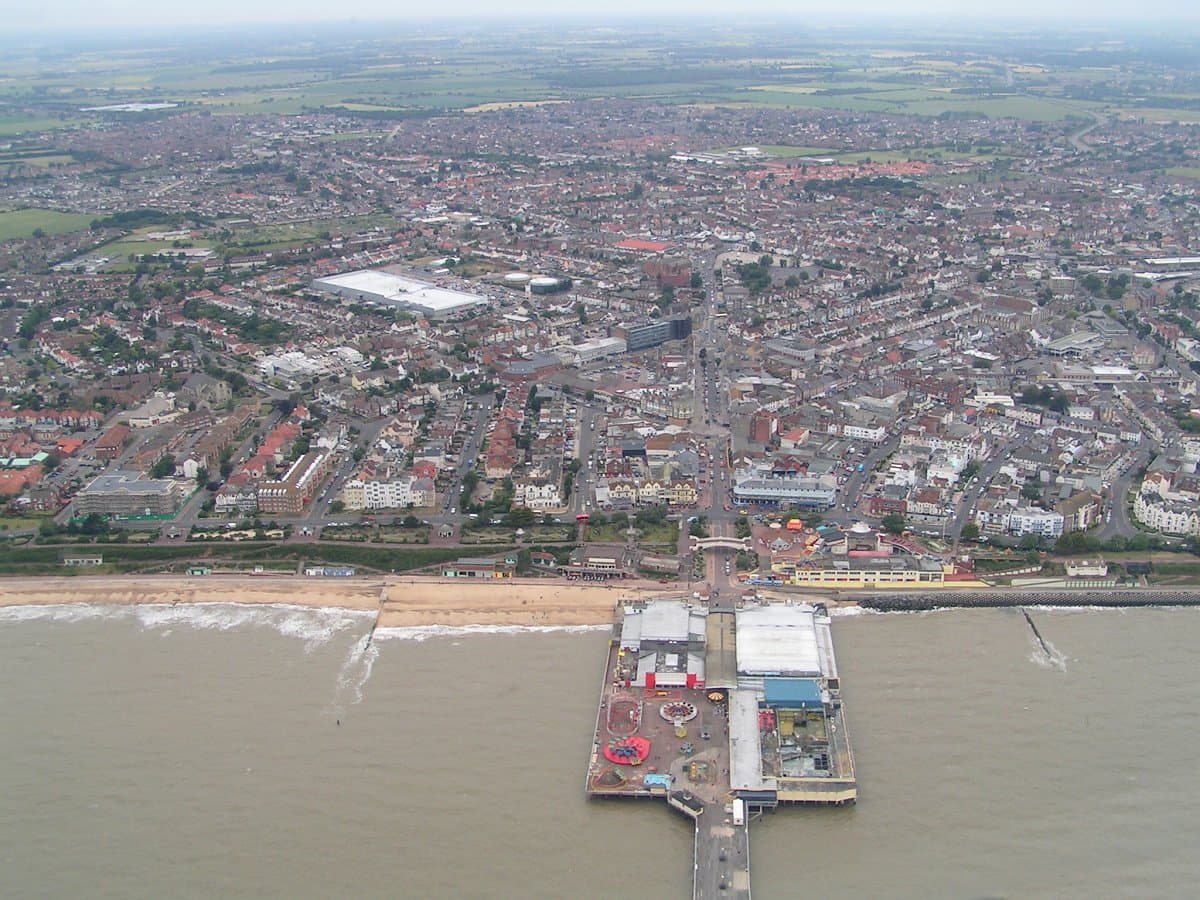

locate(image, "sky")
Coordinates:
6 0 1199 29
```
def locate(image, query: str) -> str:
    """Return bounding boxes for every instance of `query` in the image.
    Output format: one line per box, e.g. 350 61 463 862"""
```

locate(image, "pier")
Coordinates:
586 597 853 898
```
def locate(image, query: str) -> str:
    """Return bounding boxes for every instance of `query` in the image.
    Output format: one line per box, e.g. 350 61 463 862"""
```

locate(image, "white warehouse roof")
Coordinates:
620 601 706 647
313 269 487 317
735 604 822 677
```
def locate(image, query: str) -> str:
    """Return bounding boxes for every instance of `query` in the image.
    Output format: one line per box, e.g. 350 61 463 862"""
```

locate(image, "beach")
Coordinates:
0 574 664 627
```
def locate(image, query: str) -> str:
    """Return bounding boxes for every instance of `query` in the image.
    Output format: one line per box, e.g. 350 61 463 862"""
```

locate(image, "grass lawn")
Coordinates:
0 541 475 576
584 523 635 544
459 527 518 544
376 527 431 544
0 209 94 241
638 522 680 545
523 525 574 543
0 515 54 532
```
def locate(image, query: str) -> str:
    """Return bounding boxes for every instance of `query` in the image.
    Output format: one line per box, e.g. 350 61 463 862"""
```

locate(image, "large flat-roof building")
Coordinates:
312 269 488 319
617 600 707 689
611 316 692 353
729 602 855 804
75 471 183 518
732 473 837 509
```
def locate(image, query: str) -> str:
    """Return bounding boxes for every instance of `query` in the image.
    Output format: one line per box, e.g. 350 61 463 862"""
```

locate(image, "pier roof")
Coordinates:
730 688 774 793
735 604 822 677
621 600 706 647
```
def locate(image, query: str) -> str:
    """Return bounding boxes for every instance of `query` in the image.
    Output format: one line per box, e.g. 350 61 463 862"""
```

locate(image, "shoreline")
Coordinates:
0 574 675 628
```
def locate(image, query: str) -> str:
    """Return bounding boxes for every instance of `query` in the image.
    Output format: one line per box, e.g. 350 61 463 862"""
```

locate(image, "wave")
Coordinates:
372 623 611 642
0 603 128 625
1029 644 1069 671
332 630 380 711
827 605 960 618
0 602 374 649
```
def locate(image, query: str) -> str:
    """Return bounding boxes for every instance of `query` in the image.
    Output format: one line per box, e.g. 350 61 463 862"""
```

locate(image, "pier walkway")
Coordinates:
691 803 750 900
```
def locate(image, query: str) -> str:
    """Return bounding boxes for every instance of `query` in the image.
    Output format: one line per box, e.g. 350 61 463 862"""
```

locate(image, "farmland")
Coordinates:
0 23 1198 130
0 209 94 241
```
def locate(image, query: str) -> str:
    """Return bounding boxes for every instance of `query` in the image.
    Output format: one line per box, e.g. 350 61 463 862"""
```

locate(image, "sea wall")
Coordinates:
860 590 1200 611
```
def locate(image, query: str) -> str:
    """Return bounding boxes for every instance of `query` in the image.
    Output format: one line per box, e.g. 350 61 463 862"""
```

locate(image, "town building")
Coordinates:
75 471 183 518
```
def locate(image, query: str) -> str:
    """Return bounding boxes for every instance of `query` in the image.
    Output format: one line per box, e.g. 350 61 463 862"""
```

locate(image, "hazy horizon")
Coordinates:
5 0 1200 31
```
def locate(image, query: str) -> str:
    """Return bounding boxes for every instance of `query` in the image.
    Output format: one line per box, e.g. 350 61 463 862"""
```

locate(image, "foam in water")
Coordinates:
0 602 373 650
828 605 959 618
1029 638 1069 671
332 631 380 712
0 603 128 625
372 623 610 642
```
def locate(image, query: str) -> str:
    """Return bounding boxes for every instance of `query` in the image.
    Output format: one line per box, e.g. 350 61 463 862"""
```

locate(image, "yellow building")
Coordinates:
773 557 949 589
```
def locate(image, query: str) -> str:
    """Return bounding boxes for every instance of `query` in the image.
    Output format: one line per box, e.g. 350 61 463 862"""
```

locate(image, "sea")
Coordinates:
2 602 1198 900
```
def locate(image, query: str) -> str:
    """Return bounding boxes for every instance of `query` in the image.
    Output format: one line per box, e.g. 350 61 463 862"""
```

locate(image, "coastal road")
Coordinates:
945 430 1032 544
1095 445 1151 541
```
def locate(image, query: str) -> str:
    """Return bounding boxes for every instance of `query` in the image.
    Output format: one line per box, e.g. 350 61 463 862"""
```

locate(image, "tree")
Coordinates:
1021 481 1042 501
150 455 176 479
881 513 906 534
329 500 346 514
503 506 536 528
1018 533 1042 550
961 521 981 542
690 272 703 290
195 466 209 488
1055 530 1089 554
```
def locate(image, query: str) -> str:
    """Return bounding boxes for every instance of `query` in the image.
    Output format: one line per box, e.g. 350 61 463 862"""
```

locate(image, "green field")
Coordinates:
1167 166 1200 180
0 115 83 137
0 24 1194 133
0 540 480 576
0 515 53 532
0 208 93 241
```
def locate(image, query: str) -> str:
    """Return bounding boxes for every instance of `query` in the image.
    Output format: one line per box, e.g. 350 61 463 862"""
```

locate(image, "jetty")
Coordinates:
586 597 854 898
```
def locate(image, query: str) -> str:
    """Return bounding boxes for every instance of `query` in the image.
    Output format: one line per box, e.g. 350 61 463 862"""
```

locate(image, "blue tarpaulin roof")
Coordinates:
762 677 823 709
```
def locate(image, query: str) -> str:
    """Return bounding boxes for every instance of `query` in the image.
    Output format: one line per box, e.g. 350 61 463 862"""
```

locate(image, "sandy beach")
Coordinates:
0 574 671 627
375 578 648 628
